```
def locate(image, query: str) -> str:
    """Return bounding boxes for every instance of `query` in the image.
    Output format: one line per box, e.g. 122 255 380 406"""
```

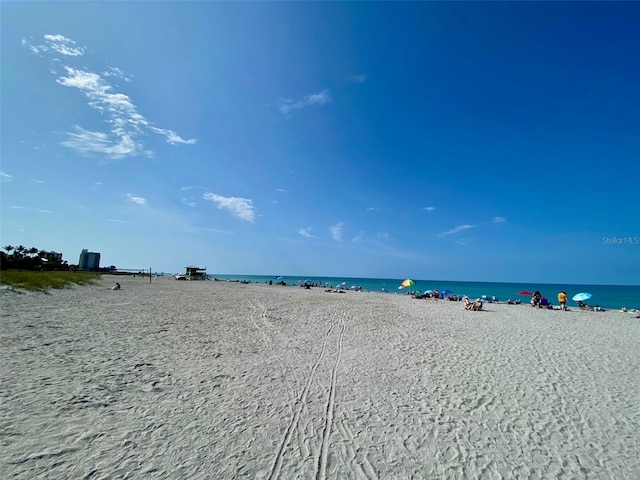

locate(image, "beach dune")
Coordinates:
1 275 639 478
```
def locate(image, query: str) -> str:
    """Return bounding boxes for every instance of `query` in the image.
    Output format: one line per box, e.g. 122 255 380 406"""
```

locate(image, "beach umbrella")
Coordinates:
274 275 284 280
517 291 533 296
572 292 592 302
425 289 434 294
440 289 453 295
399 278 416 289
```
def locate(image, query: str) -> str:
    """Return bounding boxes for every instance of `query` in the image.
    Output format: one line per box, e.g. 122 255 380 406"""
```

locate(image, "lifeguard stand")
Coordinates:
184 266 208 280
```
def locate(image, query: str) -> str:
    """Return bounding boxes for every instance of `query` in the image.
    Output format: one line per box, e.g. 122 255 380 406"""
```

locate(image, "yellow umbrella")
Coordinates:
399 278 415 289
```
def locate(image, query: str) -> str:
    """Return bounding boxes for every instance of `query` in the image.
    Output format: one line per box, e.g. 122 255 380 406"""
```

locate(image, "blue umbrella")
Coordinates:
572 292 592 302
440 289 453 295
274 275 284 280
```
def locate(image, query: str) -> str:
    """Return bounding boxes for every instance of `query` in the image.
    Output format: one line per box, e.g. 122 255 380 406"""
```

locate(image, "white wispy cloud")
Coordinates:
330 222 345 241
1 170 13 182
424 206 436 211
149 127 197 145
44 34 86 56
351 232 364 242
366 207 380 212
61 126 147 158
22 34 86 57
127 194 147 206
298 227 316 238
203 193 256 222
377 231 390 241
181 198 196 208
102 66 133 82
9 206 53 214
346 74 367 83
23 34 196 159
107 218 130 223
278 89 332 115
198 227 232 234
31 179 46 183
493 216 506 223
276 188 286 193
438 224 475 237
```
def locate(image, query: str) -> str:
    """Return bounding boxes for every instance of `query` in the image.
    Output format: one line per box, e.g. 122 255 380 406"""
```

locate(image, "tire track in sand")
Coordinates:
316 312 346 480
250 298 303 412
267 319 336 480
253 299 274 329
249 299 272 349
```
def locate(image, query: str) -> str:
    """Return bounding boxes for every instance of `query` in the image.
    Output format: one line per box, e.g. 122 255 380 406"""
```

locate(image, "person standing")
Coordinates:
557 291 568 311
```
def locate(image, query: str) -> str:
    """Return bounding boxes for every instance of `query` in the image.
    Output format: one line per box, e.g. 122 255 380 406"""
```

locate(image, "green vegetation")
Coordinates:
0 270 100 292
1 245 70 271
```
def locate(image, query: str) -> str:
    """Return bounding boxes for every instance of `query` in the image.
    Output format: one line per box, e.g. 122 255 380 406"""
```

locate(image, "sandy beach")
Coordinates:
1 275 639 479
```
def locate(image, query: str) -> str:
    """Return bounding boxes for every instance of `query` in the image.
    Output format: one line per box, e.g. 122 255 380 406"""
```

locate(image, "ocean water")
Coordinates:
209 274 640 311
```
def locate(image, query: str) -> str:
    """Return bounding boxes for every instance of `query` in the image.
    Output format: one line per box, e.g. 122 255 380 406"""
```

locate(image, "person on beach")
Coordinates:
433 289 439 301
531 291 542 308
577 300 590 310
463 297 483 311
111 282 121 290
557 291 568 311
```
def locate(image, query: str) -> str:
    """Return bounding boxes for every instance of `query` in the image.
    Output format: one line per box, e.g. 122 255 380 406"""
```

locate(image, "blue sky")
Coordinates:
1 2 638 284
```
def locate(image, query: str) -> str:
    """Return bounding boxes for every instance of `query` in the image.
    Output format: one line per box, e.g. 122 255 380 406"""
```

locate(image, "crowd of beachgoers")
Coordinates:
208 277 640 317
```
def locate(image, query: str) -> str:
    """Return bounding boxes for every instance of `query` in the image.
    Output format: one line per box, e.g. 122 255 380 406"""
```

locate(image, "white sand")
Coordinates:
1 275 639 479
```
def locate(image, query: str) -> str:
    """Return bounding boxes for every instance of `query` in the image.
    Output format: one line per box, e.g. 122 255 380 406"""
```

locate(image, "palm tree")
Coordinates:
3 245 14 254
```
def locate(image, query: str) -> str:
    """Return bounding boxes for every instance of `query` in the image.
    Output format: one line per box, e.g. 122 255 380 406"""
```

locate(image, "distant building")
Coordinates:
45 251 63 262
78 249 101 271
